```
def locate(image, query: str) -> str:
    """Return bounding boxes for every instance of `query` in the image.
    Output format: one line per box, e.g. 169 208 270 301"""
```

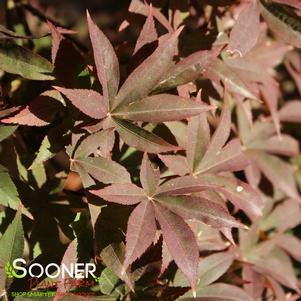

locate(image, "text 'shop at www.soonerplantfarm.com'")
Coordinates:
0 0 301 300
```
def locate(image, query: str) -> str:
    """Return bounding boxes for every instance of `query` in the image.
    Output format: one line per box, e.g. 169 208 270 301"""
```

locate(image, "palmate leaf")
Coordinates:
183 98 249 176
193 100 248 175
87 11 120 105
227 1 260 57
112 94 212 122
0 208 24 290
260 78 281 136
201 97 231 161
30 122 69 169
112 27 183 110
197 252 234 288
154 203 199 295
92 155 245 294
164 120 187 148
0 41 54 80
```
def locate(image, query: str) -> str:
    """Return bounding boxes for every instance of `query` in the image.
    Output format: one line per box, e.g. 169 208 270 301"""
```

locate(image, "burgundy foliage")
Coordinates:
0 0 301 300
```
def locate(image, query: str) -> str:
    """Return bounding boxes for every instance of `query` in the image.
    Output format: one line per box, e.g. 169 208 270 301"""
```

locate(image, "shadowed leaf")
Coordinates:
0 41 54 80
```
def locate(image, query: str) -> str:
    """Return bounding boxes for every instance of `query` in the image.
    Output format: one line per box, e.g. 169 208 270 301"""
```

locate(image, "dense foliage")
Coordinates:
0 0 301 300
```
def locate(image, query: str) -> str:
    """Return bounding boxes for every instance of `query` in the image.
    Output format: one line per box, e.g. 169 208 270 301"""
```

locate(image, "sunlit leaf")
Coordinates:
0 41 54 80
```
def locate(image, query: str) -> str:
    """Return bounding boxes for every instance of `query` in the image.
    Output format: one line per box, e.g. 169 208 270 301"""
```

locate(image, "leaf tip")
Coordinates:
121 265 126 276
192 288 197 298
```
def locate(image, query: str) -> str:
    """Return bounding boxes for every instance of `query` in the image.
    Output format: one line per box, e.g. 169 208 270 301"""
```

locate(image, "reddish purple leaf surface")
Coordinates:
47 21 63 65
197 138 250 174
156 195 242 229
53 239 78 301
112 94 212 122
113 118 179 153
182 283 254 301
159 154 189 176
91 183 147 205
112 27 182 109
54 87 107 119
72 157 131 184
1 91 62 126
129 0 173 32
74 128 115 159
243 266 265 300
157 49 220 91
198 252 235 287
123 201 157 270
197 174 263 220
157 175 219 196
134 5 158 54
228 1 260 57
154 203 199 293
198 99 231 169
248 150 300 200
140 153 160 196
186 93 210 173
260 199 301 231
247 134 299 156
87 11 120 104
